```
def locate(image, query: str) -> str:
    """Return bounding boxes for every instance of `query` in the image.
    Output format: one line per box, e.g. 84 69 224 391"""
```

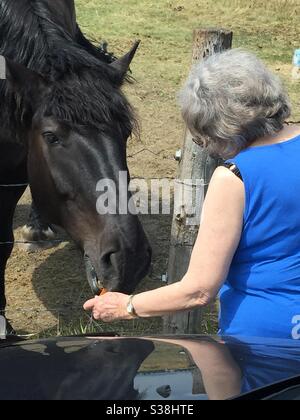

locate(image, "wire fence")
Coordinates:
127 147 175 161
0 239 69 247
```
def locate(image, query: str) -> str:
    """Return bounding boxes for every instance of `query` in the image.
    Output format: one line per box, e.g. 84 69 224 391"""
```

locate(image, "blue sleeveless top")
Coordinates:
219 134 300 339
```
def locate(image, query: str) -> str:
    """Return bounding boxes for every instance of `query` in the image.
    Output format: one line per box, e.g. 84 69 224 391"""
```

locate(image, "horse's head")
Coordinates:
4 44 152 295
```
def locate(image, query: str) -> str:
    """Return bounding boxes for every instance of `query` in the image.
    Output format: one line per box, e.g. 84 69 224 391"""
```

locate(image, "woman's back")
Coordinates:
220 134 300 339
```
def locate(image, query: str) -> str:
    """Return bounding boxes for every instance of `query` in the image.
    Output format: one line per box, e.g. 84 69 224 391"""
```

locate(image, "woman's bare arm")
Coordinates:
132 166 245 317
84 167 245 321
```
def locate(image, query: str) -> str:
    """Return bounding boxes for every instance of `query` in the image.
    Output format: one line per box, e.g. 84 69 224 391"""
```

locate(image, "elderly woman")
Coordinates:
84 49 300 339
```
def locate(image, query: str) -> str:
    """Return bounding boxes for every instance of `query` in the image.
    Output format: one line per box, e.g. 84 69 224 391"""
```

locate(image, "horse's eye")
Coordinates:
42 132 61 145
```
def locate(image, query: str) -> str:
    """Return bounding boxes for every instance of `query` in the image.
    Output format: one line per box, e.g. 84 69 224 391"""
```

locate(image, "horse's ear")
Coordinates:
3 56 48 107
110 41 140 81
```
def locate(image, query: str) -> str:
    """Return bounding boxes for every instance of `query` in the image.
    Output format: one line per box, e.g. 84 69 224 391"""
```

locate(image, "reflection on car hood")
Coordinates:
0 335 300 400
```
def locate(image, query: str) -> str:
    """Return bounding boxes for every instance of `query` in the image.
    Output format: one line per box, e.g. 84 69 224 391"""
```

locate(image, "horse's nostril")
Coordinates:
100 251 117 270
101 253 111 266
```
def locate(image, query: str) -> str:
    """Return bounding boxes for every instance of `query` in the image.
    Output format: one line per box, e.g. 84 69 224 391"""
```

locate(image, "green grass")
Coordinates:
76 0 300 123
33 316 163 339
26 302 218 339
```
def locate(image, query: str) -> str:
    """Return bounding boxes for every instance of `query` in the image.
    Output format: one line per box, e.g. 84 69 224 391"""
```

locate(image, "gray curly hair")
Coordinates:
178 49 291 159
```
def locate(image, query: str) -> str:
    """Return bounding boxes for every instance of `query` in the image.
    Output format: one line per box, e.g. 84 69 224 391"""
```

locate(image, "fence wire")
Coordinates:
127 147 175 161
0 239 68 246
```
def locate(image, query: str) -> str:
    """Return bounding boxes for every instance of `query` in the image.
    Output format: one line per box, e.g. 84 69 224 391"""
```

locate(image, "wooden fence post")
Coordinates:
164 29 233 334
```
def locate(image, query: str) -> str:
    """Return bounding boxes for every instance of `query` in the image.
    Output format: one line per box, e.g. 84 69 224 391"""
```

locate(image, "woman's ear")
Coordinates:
2 56 49 110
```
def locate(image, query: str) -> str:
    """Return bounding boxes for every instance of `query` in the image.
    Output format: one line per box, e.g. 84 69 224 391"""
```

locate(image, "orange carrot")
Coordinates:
100 288 108 296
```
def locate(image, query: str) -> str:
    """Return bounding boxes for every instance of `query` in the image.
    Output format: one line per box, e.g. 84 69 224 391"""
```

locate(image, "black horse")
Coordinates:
0 0 152 318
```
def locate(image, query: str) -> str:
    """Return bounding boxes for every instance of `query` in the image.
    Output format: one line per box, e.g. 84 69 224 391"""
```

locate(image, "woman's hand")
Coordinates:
83 293 134 322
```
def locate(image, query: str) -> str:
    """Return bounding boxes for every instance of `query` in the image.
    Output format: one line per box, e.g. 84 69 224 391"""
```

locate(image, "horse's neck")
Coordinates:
38 0 77 38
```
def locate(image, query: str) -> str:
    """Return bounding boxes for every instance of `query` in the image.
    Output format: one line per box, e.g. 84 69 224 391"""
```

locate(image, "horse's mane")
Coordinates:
0 0 135 141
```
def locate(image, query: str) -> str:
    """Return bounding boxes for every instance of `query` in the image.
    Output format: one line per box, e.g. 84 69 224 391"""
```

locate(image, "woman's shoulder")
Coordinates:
210 167 245 198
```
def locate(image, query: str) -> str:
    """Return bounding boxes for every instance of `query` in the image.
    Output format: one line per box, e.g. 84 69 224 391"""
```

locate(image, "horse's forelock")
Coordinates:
41 69 137 138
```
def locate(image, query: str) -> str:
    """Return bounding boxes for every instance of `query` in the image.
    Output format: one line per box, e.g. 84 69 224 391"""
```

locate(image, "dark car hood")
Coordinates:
0 335 300 400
